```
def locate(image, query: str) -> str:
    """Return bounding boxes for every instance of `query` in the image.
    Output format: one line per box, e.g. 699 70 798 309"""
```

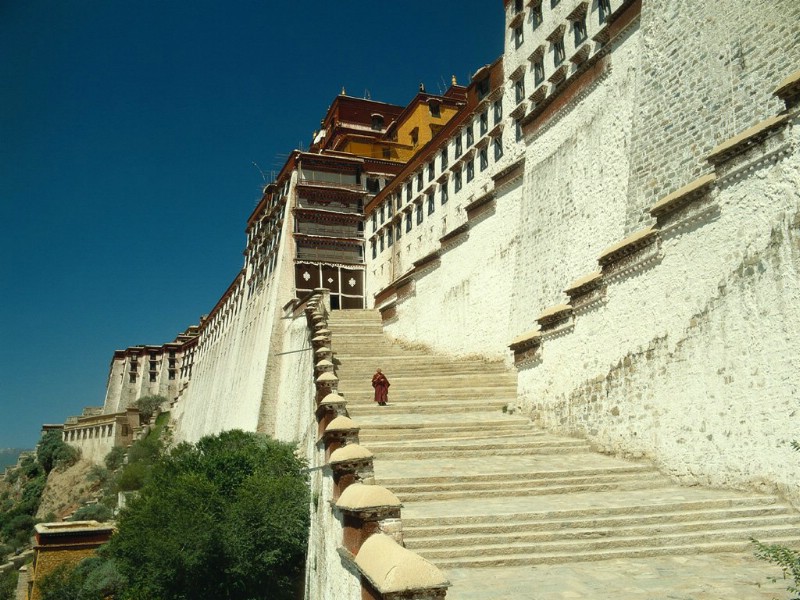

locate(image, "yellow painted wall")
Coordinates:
336 102 459 164
28 547 96 600
394 103 460 160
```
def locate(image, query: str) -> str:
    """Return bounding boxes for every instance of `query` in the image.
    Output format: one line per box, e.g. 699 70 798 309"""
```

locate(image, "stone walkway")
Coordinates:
328 309 799 600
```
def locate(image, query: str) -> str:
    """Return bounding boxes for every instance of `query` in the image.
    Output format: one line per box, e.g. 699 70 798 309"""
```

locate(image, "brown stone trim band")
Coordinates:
706 114 790 165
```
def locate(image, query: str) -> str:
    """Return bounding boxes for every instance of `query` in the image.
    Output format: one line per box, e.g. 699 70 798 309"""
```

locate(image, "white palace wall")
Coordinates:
172 175 303 444
517 121 800 505
369 0 800 508
381 23 641 360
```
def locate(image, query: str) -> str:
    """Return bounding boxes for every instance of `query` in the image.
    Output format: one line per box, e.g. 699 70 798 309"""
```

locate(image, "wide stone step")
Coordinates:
405 514 800 550
415 525 800 561
394 475 670 502
403 504 797 537
360 426 537 442
346 400 512 416
426 536 800 569
402 495 785 527
367 439 592 460
335 369 514 380
382 466 660 493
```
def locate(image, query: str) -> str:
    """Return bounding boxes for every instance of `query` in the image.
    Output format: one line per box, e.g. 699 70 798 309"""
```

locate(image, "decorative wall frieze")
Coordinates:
536 303 574 338
598 226 661 281
412 250 442 275
706 114 790 166
713 124 794 187
465 191 497 221
439 223 470 247
509 330 542 366
380 301 398 323
774 69 800 110
564 271 606 313
649 173 717 231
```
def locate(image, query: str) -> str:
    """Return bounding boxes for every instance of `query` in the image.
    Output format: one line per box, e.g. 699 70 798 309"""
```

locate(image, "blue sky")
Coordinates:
0 2 503 448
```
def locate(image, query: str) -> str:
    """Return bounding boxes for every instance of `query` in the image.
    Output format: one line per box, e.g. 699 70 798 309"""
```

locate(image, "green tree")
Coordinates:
103 447 126 472
133 395 166 423
105 430 309 600
0 568 17 600
36 431 79 474
753 441 800 598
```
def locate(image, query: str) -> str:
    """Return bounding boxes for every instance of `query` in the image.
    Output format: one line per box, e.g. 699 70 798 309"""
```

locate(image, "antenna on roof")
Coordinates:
252 162 267 183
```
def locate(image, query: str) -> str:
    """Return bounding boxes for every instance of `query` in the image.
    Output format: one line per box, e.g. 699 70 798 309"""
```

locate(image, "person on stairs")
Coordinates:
372 368 390 406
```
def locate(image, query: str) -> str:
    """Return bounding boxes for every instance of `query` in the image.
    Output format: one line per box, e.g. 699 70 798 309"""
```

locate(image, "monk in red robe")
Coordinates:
372 369 390 406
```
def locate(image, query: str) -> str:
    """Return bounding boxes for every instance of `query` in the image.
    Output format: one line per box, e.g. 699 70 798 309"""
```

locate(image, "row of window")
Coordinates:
372 100 512 234
512 0 611 59
129 370 177 383
370 132 507 259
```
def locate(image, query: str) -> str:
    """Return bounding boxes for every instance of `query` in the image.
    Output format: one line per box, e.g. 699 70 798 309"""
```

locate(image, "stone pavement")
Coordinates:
328 309 800 599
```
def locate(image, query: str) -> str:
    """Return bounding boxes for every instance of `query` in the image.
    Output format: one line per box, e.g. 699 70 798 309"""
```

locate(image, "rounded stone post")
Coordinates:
315 371 339 403
355 534 450 600
315 392 348 437
335 483 402 555
322 415 360 460
328 444 374 500
314 346 333 361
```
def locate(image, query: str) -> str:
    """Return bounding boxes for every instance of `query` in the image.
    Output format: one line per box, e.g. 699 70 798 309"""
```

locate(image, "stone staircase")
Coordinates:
328 309 800 599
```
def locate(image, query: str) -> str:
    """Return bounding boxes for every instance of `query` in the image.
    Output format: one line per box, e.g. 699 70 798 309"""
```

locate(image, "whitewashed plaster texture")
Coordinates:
517 124 800 505
377 27 641 361
173 176 298 443
304 461 362 600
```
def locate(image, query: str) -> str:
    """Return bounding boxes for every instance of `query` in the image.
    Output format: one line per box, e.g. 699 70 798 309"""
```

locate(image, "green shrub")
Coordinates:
103 447 126 472
0 568 18 600
133 395 166 423
753 539 800 599
753 440 800 598
86 466 108 486
37 556 126 600
71 504 112 523
36 431 79 474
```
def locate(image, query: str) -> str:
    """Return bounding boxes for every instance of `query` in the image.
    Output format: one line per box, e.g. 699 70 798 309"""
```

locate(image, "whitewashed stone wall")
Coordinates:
173 175 299 443
518 121 800 505
378 23 642 360
304 455 362 600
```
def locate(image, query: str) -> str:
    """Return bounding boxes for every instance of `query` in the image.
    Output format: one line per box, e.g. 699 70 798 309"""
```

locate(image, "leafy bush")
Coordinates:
753 540 800 598
133 395 166 423
103 447 126 472
0 568 18 600
71 503 112 523
36 431 79 474
86 466 108 486
104 430 309 600
753 440 800 598
37 556 126 600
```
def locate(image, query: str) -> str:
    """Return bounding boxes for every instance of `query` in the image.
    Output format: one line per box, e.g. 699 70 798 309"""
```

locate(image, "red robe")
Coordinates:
372 373 390 404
